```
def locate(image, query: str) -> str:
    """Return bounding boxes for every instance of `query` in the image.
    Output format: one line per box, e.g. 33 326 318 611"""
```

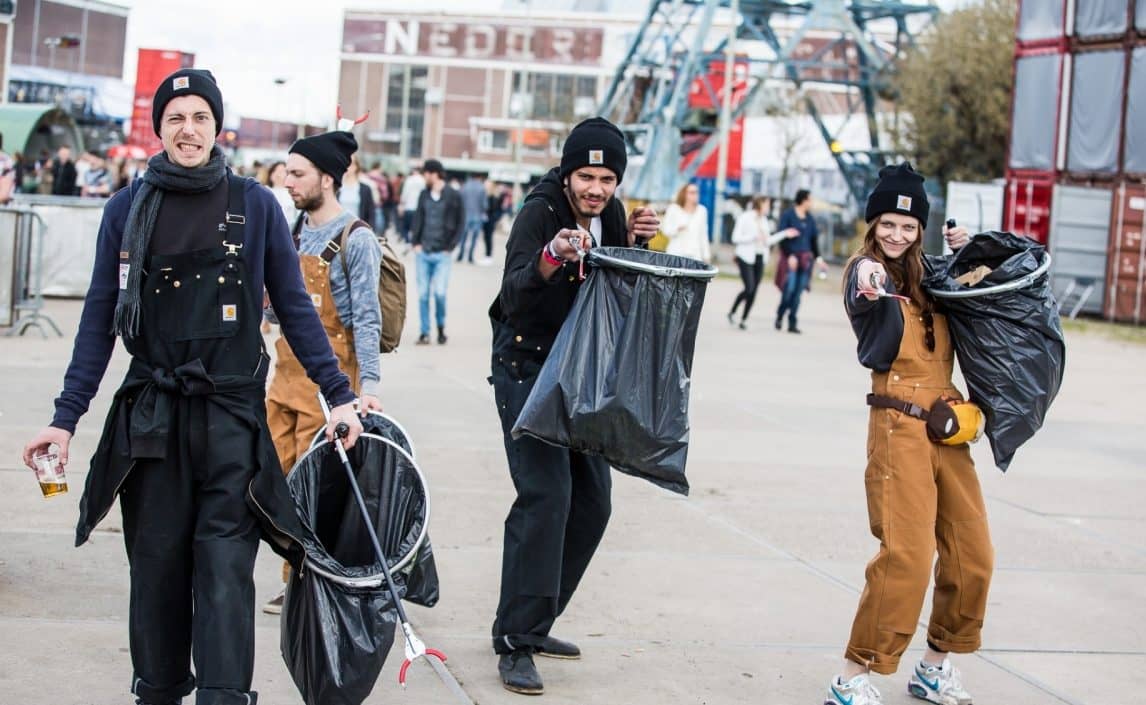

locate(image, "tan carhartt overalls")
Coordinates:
845 299 994 674
266 249 360 476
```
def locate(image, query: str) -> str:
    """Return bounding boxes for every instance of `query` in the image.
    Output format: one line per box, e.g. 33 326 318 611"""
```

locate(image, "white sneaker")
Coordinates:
907 658 972 705
825 673 883 705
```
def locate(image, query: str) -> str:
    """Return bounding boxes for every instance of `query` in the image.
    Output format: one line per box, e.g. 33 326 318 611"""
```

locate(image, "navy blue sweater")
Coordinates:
51 176 354 433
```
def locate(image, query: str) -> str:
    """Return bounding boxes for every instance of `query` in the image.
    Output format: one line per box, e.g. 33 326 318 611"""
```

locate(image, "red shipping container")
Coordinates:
1004 171 1055 244
128 49 196 155
1106 182 1146 322
681 58 748 181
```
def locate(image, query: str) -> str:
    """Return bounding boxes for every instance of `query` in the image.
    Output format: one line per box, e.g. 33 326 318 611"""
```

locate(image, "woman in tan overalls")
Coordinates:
824 163 992 705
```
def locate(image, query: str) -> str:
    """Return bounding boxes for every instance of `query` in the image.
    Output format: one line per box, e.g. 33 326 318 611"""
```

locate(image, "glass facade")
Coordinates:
383 65 429 159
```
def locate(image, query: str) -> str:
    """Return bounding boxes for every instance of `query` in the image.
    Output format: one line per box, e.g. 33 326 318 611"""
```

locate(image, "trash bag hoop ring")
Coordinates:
307 410 416 457
925 253 1052 299
288 432 430 589
587 249 719 280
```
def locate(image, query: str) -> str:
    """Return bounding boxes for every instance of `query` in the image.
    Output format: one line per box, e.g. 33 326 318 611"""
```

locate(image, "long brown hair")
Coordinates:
845 217 935 348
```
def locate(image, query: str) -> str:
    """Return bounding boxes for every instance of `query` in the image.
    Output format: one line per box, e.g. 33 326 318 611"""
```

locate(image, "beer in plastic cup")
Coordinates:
32 449 68 497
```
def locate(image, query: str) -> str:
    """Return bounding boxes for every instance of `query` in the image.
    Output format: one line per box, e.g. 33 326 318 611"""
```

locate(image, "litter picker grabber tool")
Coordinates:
317 394 472 704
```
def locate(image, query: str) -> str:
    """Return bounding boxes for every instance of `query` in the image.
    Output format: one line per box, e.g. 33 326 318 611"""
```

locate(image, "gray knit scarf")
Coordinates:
112 147 228 338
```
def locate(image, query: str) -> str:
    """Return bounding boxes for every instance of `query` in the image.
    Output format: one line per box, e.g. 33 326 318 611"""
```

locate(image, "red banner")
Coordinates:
128 48 195 154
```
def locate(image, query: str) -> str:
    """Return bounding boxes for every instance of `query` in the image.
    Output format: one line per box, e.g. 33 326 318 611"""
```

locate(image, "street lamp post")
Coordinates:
43 35 81 111
513 0 534 195
273 77 287 151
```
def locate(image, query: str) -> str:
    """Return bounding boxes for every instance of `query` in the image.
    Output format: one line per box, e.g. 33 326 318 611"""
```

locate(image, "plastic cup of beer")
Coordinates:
32 449 68 497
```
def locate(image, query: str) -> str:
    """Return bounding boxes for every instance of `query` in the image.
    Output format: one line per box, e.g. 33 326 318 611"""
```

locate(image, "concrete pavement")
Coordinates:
1 247 1143 705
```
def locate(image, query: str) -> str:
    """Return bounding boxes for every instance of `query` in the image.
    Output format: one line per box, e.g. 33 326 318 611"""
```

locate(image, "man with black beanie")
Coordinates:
488 116 659 695
261 129 383 613
22 68 364 705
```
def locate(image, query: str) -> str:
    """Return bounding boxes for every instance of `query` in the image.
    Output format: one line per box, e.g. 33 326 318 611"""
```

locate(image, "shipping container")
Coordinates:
1048 183 1113 315
1004 171 1056 243
1072 0 1129 42
1065 48 1126 175
946 181 1004 235
1007 46 1067 173
1126 46 1146 175
1106 182 1146 322
1015 0 1068 48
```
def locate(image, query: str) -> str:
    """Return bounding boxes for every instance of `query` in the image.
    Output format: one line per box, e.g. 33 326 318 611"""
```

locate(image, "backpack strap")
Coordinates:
336 219 372 274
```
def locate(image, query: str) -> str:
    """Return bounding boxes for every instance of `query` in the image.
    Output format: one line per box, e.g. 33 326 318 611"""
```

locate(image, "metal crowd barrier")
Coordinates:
2 194 108 337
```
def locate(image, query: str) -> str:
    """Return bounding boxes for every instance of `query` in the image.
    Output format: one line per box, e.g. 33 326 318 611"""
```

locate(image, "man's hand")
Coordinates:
784 227 800 239
22 427 72 472
358 394 383 414
412 244 422 254
551 228 591 261
856 258 888 301
626 206 660 247
325 402 364 449
944 224 971 250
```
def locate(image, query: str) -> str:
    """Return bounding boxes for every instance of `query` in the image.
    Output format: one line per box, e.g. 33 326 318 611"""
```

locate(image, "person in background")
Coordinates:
824 162 981 705
338 153 375 227
262 161 297 225
661 182 711 263
774 188 827 334
51 144 77 196
80 152 112 198
410 159 464 345
480 177 503 264
458 172 488 264
728 196 793 329
398 167 425 244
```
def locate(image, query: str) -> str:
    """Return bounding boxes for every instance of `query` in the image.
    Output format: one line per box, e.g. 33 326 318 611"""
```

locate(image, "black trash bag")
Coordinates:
511 247 716 495
281 434 436 705
923 231 1066 471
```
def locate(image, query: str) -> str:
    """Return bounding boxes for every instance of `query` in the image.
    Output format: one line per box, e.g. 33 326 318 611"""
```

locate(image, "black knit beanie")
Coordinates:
152 69 224 136
560 117 627 182
865 162 929 225
289 131 358 188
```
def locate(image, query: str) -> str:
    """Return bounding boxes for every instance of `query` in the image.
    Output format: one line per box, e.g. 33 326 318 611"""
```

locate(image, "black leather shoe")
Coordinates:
498 650 544 695
788 327 802 334
536 635 581 660
774 315 783 331
437 327 448 345
416 334 430 345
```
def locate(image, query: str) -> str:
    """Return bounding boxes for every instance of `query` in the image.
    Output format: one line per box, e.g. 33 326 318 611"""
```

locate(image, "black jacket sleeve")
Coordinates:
499 200 560 320
844 259 903 372
410 191 424 246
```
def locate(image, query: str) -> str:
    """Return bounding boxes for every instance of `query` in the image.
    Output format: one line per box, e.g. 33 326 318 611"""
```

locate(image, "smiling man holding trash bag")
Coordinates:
487 116 660 695
20 68 363 705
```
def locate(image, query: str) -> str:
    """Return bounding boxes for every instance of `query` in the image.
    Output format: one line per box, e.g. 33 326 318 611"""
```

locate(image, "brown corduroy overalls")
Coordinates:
266 250 360 476
845 299 994 675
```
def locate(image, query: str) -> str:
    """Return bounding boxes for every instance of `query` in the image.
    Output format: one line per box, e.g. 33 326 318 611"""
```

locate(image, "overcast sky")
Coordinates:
118 0 975 127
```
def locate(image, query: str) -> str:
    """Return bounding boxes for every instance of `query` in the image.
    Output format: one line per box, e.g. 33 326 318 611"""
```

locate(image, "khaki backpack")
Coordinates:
295 215 407 352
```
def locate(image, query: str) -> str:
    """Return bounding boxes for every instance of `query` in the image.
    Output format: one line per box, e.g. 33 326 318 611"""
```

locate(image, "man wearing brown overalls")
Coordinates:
262 130 383 613
826 163 991 705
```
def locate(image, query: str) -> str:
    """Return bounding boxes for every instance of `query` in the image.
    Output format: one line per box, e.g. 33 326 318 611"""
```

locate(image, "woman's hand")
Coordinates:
856 258 887 301
944 223 971 250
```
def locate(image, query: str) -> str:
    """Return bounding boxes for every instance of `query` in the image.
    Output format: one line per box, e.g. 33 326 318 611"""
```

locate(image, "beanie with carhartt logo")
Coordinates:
151 68 224 136
560 117 627 183
864 162 929 226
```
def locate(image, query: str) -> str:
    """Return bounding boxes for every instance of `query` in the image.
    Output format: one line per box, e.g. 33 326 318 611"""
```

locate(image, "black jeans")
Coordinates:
490 364 611 654
730 254 764 321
